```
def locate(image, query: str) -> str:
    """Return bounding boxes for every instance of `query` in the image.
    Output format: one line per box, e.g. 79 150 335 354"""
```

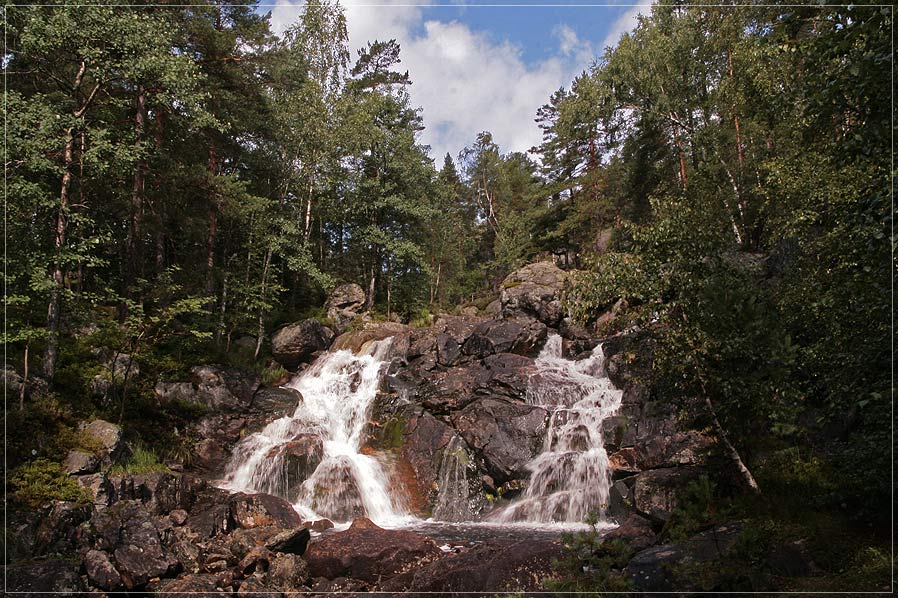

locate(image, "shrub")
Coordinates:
9 459 91 508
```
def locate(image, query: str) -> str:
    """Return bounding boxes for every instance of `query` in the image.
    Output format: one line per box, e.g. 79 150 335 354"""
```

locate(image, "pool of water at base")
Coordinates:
317 517 617 548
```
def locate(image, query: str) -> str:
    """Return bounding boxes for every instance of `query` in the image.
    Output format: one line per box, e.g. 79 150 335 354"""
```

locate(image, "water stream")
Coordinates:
492 335 622 525
220 338 411 526
220 332 621 532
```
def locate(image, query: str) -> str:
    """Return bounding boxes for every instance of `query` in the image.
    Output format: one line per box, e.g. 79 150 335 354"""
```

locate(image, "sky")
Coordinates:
260 1 652 163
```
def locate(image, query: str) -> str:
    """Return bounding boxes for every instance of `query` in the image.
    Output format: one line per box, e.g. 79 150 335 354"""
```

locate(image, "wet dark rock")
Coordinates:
419 362 489 414
326 283 366 333
265 527 311 555
183 488 237 539
381 538 563 594
500 261 568 327
481 352 536 400
627 522 744 592
5 557 84 595
83 548 123 591
249 387 302 428
451 397 547 484
609 477 636 522
271 319 335 369
331 322 410 355
398 411 456 508
304 518 441 583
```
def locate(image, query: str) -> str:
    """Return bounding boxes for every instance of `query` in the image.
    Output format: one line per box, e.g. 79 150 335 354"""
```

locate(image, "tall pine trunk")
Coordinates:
127 85 147 297
44 127 75 380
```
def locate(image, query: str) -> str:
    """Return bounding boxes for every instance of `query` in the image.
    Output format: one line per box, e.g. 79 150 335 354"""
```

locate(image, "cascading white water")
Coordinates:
494 334 622 524
220 338 409 526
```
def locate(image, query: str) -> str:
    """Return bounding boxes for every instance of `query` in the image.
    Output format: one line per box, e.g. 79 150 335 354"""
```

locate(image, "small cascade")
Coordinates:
221 339 409 526
432 435 481 522
494 334 622 524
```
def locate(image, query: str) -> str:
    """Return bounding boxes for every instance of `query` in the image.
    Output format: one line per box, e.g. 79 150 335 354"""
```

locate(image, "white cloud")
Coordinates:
268 3 600 162
600 0 653 51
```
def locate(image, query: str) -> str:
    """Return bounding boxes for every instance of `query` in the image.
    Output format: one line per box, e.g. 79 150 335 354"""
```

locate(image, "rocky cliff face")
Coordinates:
6 261 720 596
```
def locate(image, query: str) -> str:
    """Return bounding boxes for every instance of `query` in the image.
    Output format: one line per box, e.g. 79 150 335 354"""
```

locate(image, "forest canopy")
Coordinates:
3 0 892 526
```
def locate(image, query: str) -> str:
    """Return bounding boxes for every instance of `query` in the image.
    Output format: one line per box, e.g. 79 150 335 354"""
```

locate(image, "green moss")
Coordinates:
9 459 92 509
381 416 406 450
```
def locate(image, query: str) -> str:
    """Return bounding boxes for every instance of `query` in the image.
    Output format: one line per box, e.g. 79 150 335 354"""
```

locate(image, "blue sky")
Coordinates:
262 1 652 161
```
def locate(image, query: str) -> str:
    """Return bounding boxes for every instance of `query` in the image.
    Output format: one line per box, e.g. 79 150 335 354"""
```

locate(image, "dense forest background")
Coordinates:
3 0 893 583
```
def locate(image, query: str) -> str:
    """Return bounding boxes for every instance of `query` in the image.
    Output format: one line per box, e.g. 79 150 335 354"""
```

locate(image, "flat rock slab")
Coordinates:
304 518 441 583
380 538 563 595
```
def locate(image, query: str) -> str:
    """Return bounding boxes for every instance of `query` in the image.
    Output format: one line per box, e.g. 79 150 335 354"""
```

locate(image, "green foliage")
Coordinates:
109 447 171 476
550 515 635 594
661 476 719 542
261 363 289 387
9 459 91 509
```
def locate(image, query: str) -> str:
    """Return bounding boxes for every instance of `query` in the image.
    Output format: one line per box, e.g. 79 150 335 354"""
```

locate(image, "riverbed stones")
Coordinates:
271 319 335 369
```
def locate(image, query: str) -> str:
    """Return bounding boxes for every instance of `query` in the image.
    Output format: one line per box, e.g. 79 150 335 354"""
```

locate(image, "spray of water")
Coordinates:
493 335 622 524
220 338 411 526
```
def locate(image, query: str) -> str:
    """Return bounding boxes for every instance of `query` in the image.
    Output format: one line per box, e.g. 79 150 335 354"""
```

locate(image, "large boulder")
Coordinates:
330 322 410 356
83 549 124 591
461 317 547 359
80 418 127 468
271 319 334 369
229 493 304 529
451 397 547 484
627 522 744 592
326 283 366 333
189 365 261 412
304 518 441 583
380 538 563 594
500 261 568 327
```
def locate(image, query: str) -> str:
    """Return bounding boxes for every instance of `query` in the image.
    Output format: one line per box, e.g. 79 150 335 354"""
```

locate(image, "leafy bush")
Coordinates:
549 514 635 594
261 362 289 386
9 459 91 508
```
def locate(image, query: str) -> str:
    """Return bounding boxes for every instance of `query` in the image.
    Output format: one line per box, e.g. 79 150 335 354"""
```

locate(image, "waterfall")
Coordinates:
494 334 622 524
432 435 482 522
220 338 409 526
